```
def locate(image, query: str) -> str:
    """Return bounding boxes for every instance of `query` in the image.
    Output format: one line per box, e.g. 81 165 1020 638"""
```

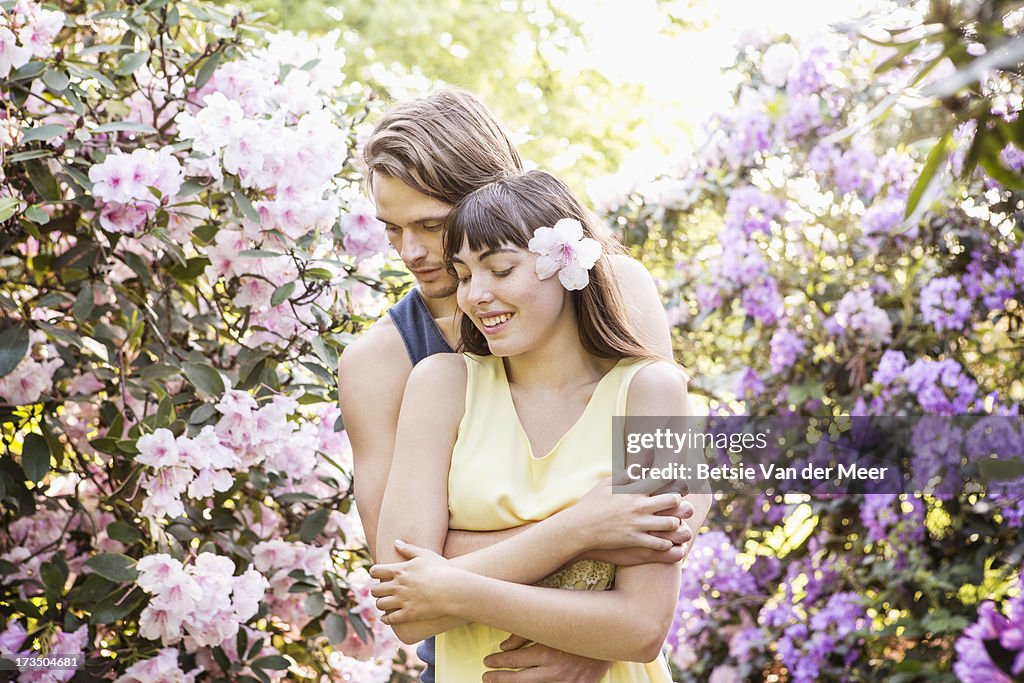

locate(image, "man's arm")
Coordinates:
339 322 688 570
337 322 412 560
607 254 674 361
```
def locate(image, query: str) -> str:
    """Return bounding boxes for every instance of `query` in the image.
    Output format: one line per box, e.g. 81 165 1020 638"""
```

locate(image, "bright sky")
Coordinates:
556 0 880 173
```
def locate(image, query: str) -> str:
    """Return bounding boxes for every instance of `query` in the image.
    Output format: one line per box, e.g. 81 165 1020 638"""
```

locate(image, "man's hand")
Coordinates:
481 634 612 683
561 477 692 553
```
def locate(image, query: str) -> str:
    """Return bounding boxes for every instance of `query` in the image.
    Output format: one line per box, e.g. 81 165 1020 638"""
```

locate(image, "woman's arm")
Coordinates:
375 361 705 657
377 545 678 661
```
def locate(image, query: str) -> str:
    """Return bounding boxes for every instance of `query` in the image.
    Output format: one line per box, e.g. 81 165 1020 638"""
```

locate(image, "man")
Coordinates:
338 89 704 682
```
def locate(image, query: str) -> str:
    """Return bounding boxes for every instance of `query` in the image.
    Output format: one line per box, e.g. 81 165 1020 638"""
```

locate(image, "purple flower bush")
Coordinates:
596 6 1023 679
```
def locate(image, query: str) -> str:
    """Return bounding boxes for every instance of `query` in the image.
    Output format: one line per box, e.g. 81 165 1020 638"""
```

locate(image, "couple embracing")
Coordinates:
338 89 711 682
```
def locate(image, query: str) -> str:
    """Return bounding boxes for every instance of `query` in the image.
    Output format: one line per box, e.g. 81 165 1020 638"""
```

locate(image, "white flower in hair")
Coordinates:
528 218 602 291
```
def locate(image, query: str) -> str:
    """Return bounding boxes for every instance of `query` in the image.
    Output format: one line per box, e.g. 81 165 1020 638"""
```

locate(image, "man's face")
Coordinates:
372 174 458 299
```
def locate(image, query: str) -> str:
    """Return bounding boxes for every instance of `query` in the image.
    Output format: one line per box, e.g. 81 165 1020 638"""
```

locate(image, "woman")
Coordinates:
372 171 702 681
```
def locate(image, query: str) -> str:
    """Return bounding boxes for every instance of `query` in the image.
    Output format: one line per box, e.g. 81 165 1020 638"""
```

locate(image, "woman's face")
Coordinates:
451 241 572 357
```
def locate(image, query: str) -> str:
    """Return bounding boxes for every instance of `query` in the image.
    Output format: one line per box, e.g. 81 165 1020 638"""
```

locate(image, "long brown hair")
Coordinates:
362 88 523 204
444 171 658 360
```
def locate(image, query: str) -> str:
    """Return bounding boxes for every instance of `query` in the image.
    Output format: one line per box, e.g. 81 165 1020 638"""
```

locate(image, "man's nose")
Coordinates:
400 231 427 265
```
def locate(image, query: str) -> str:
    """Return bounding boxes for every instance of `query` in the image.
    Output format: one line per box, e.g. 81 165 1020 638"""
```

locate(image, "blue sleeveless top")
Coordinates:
387 288 450 682
387 288 453 365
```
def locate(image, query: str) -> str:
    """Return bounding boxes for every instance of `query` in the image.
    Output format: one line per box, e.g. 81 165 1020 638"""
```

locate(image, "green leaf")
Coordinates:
303 268 333 280
93 121 157 134
106 521 143 545
5 149 53 163
24 205 50 225
299 508 330 543
233 191 261 224
304 592 325 618
238 249 283 258
25 159 61 201
271 281 296 306
115 51 150 76
183 361 226 398
251 655 290 671
21 124 68 144
65 64 115 90
310 335 338 368
90 587 144 624
42 68 70 93
188 403 216 425
904 129 953 219
85 553 139 582
9 61 45 82
73 283 95 321
0 197 22 222
22 434 50 482
323 613 347 644
195 51 223 89
78 43 133 56
0 323 30 378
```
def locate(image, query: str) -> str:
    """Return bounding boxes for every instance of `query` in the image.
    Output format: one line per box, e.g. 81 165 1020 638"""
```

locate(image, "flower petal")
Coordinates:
528 227 560 255
574 237 602 269
534 254 561 280
558 263 590 290
553 218 584 242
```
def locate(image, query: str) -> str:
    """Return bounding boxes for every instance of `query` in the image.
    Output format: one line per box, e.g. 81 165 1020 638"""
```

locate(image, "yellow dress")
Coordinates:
437 354 675 683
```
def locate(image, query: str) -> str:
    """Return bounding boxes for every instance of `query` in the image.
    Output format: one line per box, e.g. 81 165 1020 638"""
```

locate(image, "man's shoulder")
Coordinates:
338 315 411 380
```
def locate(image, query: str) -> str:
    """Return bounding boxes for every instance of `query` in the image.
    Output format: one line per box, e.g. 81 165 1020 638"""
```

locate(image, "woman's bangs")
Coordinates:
445 191 530 260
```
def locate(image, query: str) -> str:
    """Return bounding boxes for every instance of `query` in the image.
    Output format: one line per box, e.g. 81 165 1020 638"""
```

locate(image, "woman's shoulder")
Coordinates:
407 353 469 394
625 360 689 416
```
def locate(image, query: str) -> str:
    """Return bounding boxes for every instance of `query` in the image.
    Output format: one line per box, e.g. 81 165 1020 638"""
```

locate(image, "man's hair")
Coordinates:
362 88 524 204
443 170 657 360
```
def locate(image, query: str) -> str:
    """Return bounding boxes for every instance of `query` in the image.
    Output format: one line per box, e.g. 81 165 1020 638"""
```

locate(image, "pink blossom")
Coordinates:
136 429 181 468
0 27 32 78
528 218 602 291
341 198 390 260
115 647 197 683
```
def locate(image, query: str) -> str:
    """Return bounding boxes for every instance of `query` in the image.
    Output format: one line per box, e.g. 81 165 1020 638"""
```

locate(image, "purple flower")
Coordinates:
726 111 773 165
903 358 978 415
808 142 841 174
954 593 1024 682
873 349 907 388
696 283 723 309
735 367 766 398
719 229 768 285
769 327 806 374
833 145 879 197
725 186 784 235
786 47 836 97
782 94 825 139
1000 143 1024 172
834 288 892 346
742 276 784 325
920 276 972 332
860 493 899 543
964 257 1014 313
862 198 911 246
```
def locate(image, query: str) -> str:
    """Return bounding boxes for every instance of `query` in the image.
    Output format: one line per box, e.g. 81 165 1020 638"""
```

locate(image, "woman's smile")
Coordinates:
479 311 515 334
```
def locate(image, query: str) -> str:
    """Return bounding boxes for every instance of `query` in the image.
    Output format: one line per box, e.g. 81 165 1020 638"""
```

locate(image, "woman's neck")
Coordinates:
502 326 615 391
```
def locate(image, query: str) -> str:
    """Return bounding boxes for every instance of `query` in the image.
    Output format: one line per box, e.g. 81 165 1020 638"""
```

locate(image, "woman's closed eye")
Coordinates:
493 267 513 278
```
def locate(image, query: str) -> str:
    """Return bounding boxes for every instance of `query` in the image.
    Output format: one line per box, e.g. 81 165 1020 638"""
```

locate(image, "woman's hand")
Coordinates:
370 540 464 624
561 477 694 553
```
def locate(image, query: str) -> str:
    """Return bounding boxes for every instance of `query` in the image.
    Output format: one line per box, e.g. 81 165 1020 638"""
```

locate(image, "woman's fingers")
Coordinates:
642 492 684 514
376 595 403 614
369 563 399 580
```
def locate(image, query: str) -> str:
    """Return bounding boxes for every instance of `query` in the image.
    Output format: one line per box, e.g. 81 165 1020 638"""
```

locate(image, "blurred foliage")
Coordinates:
217 0 658 193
